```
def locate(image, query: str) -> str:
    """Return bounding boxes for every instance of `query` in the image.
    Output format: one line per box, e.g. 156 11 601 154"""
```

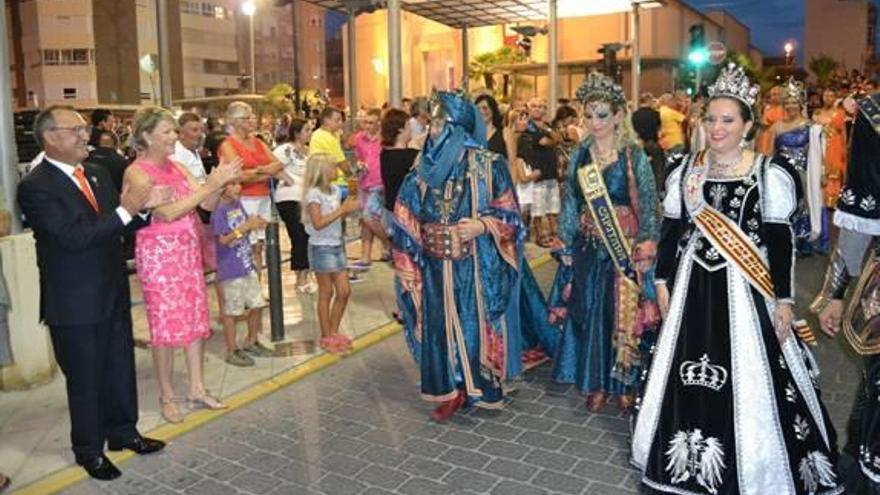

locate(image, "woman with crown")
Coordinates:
547 71 660 412
392 91 537 423
631 64 843 494
767 78 827 254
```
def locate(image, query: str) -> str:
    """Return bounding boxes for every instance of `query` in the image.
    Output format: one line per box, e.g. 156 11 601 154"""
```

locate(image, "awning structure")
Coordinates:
300 0 660 28
298 0 663 113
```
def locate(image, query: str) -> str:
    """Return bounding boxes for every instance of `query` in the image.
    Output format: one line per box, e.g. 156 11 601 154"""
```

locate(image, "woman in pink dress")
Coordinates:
123 107 241 423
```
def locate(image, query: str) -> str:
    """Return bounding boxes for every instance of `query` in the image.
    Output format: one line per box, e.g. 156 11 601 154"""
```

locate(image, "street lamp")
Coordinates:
784 41 794 67
242 1 256 93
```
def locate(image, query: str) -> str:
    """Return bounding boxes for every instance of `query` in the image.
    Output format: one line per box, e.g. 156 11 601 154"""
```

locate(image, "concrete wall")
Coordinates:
93 0 141 105
804 0 872 73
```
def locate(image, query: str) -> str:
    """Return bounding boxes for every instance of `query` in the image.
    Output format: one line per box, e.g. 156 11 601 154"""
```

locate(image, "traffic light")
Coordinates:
688 24 708 67
597 43 623 84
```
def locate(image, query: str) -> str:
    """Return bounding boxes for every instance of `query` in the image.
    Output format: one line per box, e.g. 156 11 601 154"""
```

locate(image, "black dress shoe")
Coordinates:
78 455 121 481
108 436 166 455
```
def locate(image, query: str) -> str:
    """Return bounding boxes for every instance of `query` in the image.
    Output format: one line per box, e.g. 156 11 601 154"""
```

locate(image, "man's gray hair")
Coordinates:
33 105 76 149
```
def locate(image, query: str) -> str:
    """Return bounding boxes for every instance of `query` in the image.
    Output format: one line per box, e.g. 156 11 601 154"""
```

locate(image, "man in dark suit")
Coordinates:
17 106 165 481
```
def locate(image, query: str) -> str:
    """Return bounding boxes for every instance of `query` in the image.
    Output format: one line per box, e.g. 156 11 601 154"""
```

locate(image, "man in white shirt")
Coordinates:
173 113 207 183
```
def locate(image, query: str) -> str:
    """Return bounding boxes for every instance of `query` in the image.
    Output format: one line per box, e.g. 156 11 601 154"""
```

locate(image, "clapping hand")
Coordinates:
144 185 174 209
207 157 243 190
120 180 152 215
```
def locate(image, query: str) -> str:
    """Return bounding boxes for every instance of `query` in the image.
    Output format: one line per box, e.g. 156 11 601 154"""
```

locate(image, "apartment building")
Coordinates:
8 0 329 109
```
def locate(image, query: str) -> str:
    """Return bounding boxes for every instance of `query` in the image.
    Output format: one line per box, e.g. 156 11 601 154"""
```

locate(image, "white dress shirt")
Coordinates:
43 155 134 225
174 140 207 184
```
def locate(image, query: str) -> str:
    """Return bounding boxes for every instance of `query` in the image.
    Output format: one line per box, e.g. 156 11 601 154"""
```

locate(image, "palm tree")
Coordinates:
468 47 525 96
809 55 839 87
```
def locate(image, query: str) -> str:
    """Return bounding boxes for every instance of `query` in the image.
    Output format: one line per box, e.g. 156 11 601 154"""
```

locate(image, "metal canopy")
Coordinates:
301 0 546 27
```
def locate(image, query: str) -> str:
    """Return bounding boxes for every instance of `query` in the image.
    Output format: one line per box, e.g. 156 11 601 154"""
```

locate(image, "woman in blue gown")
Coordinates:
768 78 826 254
392 91 541 422
548 72 660 412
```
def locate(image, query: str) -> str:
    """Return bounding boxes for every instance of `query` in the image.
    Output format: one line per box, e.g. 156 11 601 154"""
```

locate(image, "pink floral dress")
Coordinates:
134 158 210 347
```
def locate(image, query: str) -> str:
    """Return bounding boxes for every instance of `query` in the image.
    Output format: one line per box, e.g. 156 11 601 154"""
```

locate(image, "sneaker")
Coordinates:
348 273 365 284
226 349 255 367
348 261 372 272
243 341 274 357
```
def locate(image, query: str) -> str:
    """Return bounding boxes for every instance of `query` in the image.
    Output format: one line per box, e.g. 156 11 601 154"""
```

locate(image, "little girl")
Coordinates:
302 153 360 353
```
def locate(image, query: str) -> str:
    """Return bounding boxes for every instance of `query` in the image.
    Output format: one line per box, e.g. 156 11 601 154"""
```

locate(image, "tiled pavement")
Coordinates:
44 254 868 494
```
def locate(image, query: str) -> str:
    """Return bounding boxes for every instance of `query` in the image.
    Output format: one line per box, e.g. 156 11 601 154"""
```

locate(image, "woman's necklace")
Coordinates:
591 144 618 167
708 151 746 178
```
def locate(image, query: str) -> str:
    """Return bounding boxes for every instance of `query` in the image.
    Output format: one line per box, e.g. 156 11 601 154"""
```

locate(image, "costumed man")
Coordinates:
814 91 880 494
392 91 545 422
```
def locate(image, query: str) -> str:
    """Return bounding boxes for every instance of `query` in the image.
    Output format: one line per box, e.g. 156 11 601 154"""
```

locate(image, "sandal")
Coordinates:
0 472 10 494
187 393 227 411
585 392 607 413
160 396 185 424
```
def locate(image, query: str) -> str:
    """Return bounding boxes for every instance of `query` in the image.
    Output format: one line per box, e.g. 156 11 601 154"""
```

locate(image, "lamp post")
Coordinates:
784 41 794 68
242 1 257 93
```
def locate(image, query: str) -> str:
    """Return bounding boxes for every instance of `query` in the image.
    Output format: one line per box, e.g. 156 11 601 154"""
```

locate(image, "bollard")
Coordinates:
266 181 285 342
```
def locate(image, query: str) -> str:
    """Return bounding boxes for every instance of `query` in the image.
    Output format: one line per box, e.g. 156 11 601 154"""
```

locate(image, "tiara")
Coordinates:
707 63 759 110
576 71 626 107
784 77 806 105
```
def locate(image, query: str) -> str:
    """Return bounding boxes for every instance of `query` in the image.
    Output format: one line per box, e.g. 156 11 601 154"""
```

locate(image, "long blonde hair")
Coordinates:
300 153 337 222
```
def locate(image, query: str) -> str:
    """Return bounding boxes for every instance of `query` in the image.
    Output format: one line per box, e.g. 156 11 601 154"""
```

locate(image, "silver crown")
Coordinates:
576 71 626 107
679 354 728 391
707 63 760 110
784 77 806 105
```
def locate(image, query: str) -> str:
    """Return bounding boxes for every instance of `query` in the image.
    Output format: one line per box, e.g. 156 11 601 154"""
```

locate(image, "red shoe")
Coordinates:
431 391 465 423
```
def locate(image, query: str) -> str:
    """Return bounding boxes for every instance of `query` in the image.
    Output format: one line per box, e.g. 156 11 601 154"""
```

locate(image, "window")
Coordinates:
42 49 59 65
63 88 77 100
214 5 229 19
201 2 214 17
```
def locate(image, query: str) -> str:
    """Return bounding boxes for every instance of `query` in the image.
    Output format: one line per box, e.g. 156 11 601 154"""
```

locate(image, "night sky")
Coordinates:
684 0 879 63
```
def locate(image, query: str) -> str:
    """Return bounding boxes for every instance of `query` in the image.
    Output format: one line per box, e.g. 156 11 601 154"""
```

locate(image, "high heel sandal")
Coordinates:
160 396 185 424
187 392 227 411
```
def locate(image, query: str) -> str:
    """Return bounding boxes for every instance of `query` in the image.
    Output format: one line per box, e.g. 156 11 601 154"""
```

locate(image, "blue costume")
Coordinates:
548 139 659 401
392 92 550 409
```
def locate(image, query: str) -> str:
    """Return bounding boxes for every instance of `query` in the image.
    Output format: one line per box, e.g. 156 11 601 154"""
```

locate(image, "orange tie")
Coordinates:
73 166 100 213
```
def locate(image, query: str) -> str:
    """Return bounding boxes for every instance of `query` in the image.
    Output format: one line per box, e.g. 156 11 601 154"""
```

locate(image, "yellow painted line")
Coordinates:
11 251 555 495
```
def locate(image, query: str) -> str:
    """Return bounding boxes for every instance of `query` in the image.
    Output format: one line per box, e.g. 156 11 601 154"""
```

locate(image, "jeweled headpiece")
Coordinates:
783 77 806 105
707 63 760 114
576 71 626 108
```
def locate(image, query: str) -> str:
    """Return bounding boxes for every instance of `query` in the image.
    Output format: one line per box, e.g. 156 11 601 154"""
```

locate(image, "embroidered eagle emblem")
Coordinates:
665 429 725 494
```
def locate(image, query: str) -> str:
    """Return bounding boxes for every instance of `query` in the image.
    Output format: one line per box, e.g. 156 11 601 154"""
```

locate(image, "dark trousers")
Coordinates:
49 296 139 463
276 200 310 271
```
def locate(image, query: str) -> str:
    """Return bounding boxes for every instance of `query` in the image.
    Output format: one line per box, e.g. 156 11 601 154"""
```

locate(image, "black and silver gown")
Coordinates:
631 153 843 495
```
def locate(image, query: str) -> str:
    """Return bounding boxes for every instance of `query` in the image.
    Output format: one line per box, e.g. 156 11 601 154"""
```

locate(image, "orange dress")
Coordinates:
821 108 848 207
757 105 783 154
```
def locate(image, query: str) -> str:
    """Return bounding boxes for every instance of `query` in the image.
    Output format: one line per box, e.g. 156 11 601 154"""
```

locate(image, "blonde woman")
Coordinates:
123 107 241 423
549 72 659 412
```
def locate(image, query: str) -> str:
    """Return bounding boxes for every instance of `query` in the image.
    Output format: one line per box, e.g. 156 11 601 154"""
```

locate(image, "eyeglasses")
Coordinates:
50 125 93 135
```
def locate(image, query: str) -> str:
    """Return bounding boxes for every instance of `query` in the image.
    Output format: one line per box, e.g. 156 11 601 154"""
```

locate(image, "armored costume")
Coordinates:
812 92 880 494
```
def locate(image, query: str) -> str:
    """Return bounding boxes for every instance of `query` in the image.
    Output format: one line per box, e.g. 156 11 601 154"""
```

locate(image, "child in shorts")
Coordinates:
212 182 271 367
302 153 360 354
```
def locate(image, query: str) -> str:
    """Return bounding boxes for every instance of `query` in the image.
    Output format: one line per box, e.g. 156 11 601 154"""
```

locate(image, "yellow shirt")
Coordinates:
309 128 348 185
659 105 686 150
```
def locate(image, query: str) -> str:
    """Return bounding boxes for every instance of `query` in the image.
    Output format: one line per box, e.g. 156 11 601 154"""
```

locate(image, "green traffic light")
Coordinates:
688 48 709 66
